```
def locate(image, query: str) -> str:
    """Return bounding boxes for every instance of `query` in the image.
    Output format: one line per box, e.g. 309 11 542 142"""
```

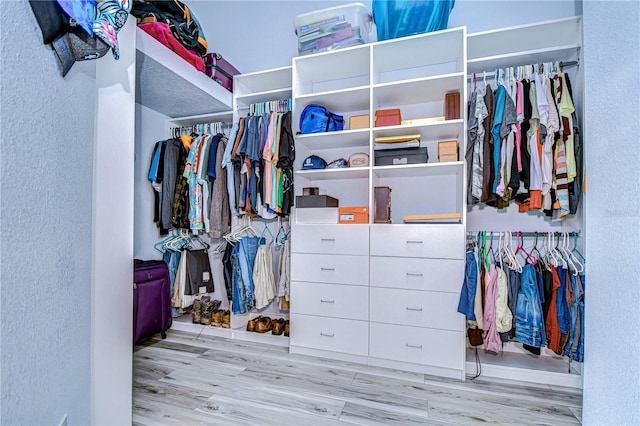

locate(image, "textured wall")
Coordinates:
582 1 640 424
0 1 94 424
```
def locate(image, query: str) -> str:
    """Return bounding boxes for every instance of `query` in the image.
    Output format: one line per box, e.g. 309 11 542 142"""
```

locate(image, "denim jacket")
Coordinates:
515 264 544 347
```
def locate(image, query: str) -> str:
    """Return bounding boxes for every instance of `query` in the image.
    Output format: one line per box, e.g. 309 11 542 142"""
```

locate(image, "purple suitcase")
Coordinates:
133 260 172 344
204 53 240 92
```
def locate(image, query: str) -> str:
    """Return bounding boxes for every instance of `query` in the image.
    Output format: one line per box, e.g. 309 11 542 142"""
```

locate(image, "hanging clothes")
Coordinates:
253 242 277 310
483 264 500 353
231 236 261 314
457 249 478 321
515 264 544 347
277 237 291 307
466 64 580 219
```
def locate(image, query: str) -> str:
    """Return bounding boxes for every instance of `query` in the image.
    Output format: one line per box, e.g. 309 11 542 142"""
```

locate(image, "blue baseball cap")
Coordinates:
302 155 327 170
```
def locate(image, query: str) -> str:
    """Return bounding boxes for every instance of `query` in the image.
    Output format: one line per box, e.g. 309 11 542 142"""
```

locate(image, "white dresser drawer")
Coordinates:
291 253 369 286
370 225 464 259
369 323 464 370
290 314 368 356
370 257 463 292
291 282 368 321
291 224 369 255
370 288 464 331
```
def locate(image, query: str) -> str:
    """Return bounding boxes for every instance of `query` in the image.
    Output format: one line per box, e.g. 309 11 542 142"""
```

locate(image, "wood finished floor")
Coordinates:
133 329 582 425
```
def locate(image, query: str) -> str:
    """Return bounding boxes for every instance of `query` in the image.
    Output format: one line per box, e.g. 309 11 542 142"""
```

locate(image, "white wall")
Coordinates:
91 19 136 426
582 1 640 424
188 0 577 73
134 104 170 261
0 1 94 424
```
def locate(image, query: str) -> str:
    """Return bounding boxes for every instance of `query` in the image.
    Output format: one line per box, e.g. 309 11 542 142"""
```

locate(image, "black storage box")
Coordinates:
296 195 339 208
374 147 428 166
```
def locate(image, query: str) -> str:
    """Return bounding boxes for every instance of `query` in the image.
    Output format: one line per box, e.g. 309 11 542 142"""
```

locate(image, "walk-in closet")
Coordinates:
130 8 588 420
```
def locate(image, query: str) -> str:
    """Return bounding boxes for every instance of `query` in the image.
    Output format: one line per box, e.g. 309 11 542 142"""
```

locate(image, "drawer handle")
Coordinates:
320 332 335 337
321 238 336 242
406 240 423 244
320 267 336 271
406 343 423 349
406 272 423 277
406 306 423 312
320 299 335 304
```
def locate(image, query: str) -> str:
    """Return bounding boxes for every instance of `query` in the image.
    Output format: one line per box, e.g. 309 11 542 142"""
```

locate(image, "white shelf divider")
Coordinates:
296 167 370 181
373 161 463 178
296 129 370 150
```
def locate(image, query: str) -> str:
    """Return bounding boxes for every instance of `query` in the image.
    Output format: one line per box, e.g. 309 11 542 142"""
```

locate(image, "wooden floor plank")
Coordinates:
132 330 582 425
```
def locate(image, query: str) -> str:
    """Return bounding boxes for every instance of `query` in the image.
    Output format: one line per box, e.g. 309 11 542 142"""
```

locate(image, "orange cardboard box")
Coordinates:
438 140 459 162
349 114 369 130
339 206 369 224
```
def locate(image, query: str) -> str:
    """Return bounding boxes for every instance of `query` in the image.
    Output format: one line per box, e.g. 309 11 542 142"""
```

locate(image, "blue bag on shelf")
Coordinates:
299 104 344 134
372 0 455 41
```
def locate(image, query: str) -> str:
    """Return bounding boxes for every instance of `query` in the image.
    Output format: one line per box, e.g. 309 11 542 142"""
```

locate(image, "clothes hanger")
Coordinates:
560 232 579 275
259 218 275 245
531 232 548 271
553 232 568 268
514 231 537 266
503 231 519 272
571 232 585 266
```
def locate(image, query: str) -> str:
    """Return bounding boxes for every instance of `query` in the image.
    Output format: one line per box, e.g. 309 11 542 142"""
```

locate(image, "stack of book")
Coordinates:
374 134 422 150
298 15 365 55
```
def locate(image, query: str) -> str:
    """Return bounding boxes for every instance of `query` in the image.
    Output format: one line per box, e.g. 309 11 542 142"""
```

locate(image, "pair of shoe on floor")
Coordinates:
246 316 289 336
210 309 230 328
192 297 227 327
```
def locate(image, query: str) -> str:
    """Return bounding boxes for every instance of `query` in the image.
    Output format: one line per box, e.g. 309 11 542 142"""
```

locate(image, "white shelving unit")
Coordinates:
466 16 582 74
292 27 467 225
233 66 292 117
226 66 294 344
465 16 584 388
290 27 468 380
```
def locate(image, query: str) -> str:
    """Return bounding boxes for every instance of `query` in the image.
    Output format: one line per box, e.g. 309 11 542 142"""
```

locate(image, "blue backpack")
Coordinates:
299 104 344 134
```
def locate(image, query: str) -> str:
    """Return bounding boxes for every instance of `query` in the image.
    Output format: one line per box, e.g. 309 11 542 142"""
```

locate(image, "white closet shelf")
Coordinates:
296 167 369 181
295 129 370 150
465 348 582 388
467 45 581 75
373 161 463 178
467 16 582 63
235 88 293 108
234 66 292 96
135 27 232 118
295 86 370 112
294 44 370 88
373 73 464 106
167 111 234 127
373 119 464 141
373 27 465 75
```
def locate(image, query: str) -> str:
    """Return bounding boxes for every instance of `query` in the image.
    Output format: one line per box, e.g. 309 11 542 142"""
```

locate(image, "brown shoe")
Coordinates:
272 318 286 335
200 301 216 326
254 317 273 333
211 309 224 327
222 310 230 328
284 320 290 337
246 315 260 332
191 299 202 324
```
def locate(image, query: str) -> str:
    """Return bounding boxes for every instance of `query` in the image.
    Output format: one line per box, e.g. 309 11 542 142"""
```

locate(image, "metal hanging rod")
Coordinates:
467 60 580 79
466 231 581 237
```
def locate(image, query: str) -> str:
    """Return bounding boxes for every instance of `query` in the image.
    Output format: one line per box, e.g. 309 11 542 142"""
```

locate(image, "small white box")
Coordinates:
295 207 339 224
295 3 372 56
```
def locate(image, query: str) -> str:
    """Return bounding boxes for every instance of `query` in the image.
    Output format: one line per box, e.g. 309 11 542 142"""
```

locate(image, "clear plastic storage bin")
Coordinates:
295 3 372 56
